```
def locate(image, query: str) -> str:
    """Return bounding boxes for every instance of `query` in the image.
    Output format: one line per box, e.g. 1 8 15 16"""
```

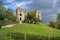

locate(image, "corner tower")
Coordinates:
35 10 41 20
16 8 27 24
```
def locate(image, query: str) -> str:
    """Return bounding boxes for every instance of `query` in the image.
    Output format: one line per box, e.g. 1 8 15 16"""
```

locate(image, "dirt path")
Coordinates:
2 24 17 28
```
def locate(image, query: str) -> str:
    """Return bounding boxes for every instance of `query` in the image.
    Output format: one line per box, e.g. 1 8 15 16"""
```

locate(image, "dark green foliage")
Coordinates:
49 14 60 29
49 21 58 28
0 2 6 20
0 2 6 28
0 2 17 27
57 14 60 29
48 14 60 29
57 14 60 20
6 8 16 22
25 12 41 24
0 20 6 28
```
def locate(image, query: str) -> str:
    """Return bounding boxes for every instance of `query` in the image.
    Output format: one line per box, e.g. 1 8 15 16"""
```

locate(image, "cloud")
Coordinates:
3 0 55 11
52 0 58 7
1 0 60 23
15 1 33 8
6 0 14 3
4 0 33 12
25 0 54 11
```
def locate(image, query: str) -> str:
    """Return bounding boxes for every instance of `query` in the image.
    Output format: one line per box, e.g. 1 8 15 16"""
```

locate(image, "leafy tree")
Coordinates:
0 2 6 20
49 21 58 28
0 20 6 28
0 2 7 28
49 14 60 29
25 12 41 24
6 8 16 22
57 14 60 19
57 14 60 29
0 2 17 28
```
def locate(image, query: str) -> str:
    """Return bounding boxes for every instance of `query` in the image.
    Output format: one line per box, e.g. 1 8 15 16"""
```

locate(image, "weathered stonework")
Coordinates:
16 8 27 24
35 11 41 20
16 8 41 24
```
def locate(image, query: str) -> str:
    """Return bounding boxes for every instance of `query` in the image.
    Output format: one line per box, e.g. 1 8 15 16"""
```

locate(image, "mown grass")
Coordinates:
0 23 60 40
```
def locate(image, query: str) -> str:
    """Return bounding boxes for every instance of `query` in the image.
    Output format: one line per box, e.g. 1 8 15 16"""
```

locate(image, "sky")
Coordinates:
0 0 60 24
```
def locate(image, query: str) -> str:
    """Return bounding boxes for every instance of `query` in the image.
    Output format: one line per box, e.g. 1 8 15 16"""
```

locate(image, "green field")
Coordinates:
0 23 60 40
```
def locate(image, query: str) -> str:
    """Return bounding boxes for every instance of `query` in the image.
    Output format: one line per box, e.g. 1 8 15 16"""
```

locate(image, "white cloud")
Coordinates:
52 0 58 7
15 1 33 8
4 4 15 10
4 5 8 9
8 1 33 10
6 0 14 3
4 1 33 12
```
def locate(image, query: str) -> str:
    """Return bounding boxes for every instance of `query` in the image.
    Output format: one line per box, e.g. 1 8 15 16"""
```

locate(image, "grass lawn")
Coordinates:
0 23 60 40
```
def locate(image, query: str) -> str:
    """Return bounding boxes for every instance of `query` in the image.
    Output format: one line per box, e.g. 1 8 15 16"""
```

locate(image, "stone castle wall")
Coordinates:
16 8 41 24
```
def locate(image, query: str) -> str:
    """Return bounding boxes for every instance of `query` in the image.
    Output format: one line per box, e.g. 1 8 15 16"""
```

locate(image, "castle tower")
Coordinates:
16 8 27 24
35 11 41 20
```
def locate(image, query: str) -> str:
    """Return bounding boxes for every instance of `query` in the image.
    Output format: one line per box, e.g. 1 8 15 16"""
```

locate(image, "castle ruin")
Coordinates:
16 8 41 24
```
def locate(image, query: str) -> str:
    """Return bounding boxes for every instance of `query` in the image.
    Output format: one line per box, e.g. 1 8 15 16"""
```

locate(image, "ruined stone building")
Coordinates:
16 8 41 24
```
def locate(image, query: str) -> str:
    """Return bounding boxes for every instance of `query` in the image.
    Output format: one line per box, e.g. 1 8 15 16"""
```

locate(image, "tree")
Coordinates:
0 20 6 28
49 21 58 28
0 2 17 28
25 12 41 24
57 14 60 29
0 2 6 20
0 2 6 28
6 8 16 22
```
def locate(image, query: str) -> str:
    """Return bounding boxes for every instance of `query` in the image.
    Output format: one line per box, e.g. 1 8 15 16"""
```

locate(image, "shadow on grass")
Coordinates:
6 32 60 40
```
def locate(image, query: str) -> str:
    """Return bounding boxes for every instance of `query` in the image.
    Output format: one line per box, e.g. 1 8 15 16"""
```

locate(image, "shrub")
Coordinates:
49 21 58 28
0 20 6 28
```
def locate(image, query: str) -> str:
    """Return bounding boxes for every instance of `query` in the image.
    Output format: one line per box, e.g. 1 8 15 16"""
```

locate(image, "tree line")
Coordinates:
0 2 16 28
49 14 60 29
0 2 41 28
